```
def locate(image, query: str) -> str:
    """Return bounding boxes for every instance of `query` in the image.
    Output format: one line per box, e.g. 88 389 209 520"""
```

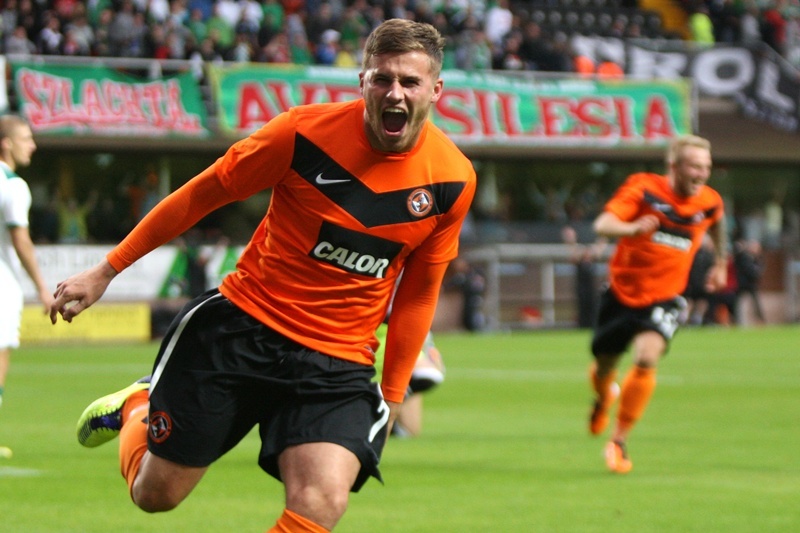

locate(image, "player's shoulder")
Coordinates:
612 172 663 197
697 183 723 206
290 100 360 120
424 123 475 180
625 172 664 187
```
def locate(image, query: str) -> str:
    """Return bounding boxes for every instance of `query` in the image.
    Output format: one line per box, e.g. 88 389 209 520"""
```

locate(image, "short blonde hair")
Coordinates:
666 134 711 165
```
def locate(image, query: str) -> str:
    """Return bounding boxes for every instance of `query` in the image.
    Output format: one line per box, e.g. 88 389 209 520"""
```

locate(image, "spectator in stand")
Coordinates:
333 39 358 67
5 26 37 55
385 0 410 21
455 24 492 70
38 11 64 54
688 2 715 46
206 3 236 52
56 190 98 244
92 7 114 56
288 30 312 64
709 0 741 44
215 0 242 29
364 3 385 33
338 2 369 53
493 30 525 70
187 0 214 21
63 12 95 55
147 0 170 24
230 30 255 61
739 1 762 46
519 20 551 71
484 0 513 50
164 15 191 58
306 1 338 54
761 0 788 55
167 0 190 26
260 30 291 63
15 0 38 45
186 7 208 44
86 0 112 27
144 22 170 58
1 0 19 41
260 0 285 35
107 0 136 56
315 28 340 65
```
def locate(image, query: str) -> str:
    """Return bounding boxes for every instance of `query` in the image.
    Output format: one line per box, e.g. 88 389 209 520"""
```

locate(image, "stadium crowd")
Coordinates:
1 0 800 73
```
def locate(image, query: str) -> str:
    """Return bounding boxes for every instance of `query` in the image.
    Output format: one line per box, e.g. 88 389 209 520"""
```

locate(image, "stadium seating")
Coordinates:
513 0 671 39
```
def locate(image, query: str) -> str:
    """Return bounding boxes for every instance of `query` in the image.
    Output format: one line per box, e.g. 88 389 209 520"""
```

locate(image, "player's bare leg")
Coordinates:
278 442 361 531
132 454 208 512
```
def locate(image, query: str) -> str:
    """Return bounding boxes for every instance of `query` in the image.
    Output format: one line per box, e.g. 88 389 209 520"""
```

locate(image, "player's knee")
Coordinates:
131 484 185 513
287 486 350 525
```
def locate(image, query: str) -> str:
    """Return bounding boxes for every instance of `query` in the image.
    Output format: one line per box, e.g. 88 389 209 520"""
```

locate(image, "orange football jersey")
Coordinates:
214 99 476 364
603 172 724 308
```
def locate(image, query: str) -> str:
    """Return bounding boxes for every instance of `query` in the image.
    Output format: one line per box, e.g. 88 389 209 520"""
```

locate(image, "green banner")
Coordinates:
209 64 692 147
11 62 209 137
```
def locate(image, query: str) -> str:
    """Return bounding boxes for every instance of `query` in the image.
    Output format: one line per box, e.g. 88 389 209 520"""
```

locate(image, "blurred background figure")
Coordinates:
446 257 486 332
0 115 53 414
683 234 716 325
374 323 445 438
562 225 605 329
734 238 765 324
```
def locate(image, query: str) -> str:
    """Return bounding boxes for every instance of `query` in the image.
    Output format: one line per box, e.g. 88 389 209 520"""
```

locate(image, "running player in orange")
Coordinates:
49 19 475 531
588 134 727 474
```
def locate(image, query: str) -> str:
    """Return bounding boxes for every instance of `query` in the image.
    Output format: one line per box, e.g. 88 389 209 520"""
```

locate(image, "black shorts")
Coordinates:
147 290 389 492
590 287 687 357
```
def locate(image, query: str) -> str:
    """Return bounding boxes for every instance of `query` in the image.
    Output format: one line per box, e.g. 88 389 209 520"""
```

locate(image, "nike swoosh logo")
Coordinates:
315 173 350 185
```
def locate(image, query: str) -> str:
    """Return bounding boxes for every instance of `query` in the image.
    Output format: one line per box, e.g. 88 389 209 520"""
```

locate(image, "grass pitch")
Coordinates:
1 326 798 532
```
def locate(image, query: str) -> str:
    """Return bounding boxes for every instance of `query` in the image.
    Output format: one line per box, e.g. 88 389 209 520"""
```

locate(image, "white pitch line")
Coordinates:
0 466 43 478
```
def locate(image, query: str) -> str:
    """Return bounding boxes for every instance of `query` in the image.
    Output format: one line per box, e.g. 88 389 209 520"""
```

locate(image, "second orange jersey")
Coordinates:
603 172 724 308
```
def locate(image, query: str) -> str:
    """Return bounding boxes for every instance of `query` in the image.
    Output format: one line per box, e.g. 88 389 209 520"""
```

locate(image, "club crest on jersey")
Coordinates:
407 189 433 217
148 412 172 443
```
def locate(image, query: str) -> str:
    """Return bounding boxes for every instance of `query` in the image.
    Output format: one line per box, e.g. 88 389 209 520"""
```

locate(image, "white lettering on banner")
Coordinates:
628 47 688 79
757 61 794 112
575 36 800 132
690 47 753 96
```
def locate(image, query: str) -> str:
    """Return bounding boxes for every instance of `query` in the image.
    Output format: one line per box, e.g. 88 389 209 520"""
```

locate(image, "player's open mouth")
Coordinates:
383 109 407 133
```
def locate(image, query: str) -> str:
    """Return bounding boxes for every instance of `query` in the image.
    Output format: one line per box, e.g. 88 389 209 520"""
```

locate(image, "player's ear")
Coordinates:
430 79 443 103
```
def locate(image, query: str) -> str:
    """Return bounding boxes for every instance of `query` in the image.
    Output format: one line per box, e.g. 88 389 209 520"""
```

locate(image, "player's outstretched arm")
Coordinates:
593 211 659 238
50 259 118 324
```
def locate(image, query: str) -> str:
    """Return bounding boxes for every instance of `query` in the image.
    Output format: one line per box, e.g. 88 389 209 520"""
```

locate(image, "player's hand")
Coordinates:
632 214 660 235
386 401 401 436
705 262 728 293
38 288 55 316
50 260 118 324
